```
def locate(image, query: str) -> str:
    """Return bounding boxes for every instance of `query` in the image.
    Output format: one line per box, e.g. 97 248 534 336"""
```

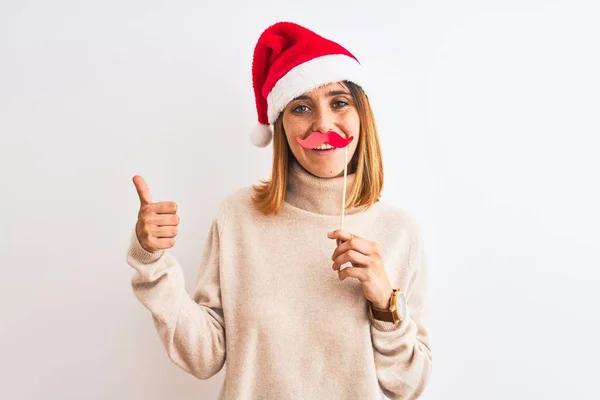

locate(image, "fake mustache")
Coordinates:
295 131 354 149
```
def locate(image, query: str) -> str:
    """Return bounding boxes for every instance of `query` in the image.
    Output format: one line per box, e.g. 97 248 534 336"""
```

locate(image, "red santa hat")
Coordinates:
250 21 365 147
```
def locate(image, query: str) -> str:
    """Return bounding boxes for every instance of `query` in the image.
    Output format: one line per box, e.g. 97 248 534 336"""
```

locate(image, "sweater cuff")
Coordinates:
128 227 165 264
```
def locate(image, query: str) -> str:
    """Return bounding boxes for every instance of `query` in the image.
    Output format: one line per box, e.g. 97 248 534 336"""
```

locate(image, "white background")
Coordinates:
1 0 599 399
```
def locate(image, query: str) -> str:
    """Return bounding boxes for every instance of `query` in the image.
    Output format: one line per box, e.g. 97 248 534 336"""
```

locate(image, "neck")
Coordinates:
284 158 365 215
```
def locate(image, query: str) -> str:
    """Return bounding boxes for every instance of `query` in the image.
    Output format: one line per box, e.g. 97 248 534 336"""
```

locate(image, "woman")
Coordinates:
127 21 432 399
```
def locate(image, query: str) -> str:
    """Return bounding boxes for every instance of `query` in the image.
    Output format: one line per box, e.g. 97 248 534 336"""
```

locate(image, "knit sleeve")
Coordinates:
370 222 433 399
125 215 226 380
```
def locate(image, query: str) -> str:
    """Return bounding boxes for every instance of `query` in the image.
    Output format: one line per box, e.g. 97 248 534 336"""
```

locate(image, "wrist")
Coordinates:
371 289 393 310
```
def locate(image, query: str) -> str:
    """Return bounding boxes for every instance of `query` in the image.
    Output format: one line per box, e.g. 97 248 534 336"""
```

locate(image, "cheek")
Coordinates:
341 111 361 137
283 115 310 141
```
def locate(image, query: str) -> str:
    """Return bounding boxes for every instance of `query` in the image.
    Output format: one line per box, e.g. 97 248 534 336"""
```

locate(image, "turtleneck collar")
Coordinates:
284 158 366 215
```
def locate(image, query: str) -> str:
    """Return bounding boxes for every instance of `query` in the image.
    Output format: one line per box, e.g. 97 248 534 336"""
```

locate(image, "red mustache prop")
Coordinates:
295 131 354 149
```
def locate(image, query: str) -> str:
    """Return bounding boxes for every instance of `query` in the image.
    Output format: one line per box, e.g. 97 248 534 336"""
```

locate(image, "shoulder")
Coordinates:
214 185 256 226
220 185 254 209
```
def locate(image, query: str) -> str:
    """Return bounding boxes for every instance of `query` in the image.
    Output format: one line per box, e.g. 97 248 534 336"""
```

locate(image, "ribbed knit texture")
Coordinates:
126 159 432 399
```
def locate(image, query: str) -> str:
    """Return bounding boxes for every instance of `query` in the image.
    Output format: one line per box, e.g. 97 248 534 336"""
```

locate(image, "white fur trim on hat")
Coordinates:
250 122 273 147
266 54 364 124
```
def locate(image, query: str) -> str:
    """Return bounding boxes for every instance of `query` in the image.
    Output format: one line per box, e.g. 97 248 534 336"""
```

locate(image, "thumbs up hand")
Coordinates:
132 175 180 254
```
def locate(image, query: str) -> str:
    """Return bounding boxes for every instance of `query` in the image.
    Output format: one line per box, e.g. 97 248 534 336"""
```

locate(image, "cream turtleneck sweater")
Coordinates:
126 159 432 399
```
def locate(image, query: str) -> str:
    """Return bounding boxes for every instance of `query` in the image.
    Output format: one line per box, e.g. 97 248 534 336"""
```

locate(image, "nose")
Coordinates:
312 107 335 134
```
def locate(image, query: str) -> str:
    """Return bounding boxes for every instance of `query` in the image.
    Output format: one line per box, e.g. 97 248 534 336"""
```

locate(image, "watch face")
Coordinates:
397 292 407 319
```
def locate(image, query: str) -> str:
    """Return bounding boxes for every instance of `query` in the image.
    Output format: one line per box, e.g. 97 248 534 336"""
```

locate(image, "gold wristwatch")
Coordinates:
368 288 406 324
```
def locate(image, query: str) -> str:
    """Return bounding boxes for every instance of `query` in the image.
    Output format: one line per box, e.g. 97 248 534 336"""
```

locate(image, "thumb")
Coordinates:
132 175 153 207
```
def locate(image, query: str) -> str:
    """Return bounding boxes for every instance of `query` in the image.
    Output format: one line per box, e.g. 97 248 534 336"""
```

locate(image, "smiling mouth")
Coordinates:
312 144 336 150
311 146 337 153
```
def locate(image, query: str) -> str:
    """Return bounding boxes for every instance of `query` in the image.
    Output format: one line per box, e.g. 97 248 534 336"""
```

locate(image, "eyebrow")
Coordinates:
292 90 350 101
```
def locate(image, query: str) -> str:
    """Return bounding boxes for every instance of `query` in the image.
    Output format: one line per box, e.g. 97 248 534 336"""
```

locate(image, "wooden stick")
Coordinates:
341 145 348 231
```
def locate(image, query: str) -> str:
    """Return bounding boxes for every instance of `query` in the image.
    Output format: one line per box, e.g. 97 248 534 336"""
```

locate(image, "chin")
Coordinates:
307 164 345 179
295 151 350 178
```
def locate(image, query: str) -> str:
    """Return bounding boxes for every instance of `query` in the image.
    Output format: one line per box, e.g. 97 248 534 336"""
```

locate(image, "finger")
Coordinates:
152 237 175 250
338 265 368 282
155 214 180 226
328 229 359 243
150 201 178 214
332 249 370 271
155 226 178 238
331 236 373 262
133 175 153 207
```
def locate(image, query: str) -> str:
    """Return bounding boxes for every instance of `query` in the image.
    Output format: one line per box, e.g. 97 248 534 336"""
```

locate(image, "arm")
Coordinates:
370 223 433 399
126 217 226 380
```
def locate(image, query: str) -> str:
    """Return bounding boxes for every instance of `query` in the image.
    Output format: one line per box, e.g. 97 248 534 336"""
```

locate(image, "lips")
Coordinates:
296 130 354 149
311 147 337 156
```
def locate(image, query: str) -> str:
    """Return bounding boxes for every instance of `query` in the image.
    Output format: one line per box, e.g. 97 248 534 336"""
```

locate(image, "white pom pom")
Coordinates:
250 123 273 147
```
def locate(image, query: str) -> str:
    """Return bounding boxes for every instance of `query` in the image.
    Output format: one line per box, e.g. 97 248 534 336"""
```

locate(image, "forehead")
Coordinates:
303 81 348 97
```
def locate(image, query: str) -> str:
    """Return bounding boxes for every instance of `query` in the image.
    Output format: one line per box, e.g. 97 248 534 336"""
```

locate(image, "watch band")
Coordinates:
368 301 396 322
368 288 402 324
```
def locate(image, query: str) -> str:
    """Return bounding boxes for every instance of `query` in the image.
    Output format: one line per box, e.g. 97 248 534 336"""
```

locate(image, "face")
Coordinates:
282 81 360 178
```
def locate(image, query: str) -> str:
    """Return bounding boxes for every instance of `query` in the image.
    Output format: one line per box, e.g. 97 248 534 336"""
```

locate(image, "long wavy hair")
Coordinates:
251 80 384 216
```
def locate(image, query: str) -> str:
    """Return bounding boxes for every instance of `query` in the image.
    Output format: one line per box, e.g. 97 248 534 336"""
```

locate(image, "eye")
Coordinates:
292 105 310 114
333 100 348 108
